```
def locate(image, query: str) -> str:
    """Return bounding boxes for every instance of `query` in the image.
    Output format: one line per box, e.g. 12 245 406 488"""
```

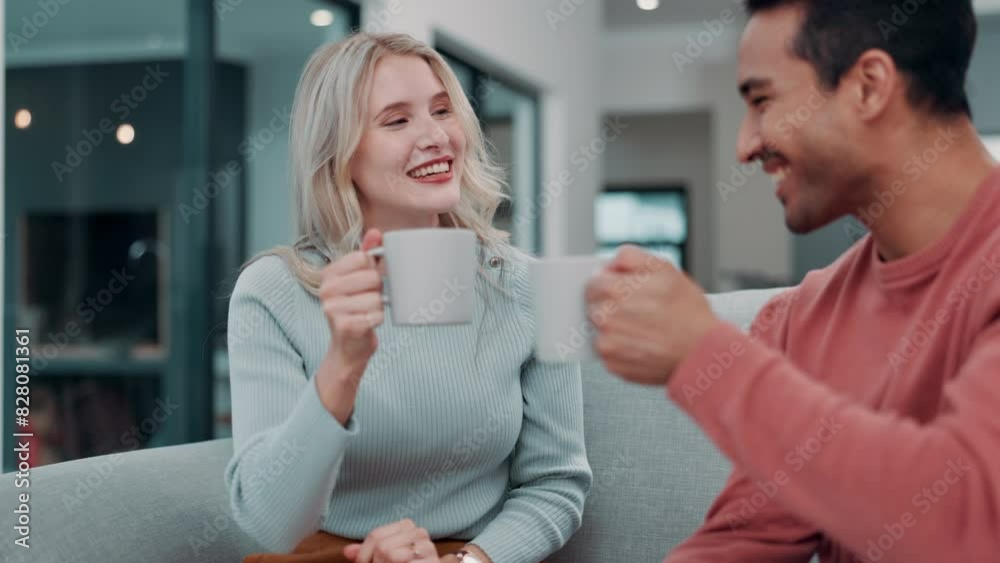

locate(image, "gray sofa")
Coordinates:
0 289 785 563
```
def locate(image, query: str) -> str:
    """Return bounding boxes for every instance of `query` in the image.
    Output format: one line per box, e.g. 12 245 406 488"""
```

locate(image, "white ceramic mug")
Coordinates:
366 228 476 326
529 256 605 362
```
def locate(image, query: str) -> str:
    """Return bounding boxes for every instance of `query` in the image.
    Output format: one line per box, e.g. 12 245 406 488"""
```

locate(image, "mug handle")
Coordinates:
366 247 390 304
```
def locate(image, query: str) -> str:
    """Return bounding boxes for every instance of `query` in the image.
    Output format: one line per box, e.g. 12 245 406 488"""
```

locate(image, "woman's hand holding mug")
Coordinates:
316 228 385 424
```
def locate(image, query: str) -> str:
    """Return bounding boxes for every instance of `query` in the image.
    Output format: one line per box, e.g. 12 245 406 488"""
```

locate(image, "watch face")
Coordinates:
457 551 483 563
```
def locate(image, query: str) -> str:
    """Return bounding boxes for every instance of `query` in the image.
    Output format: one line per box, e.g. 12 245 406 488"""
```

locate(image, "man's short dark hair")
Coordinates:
744 0 977 117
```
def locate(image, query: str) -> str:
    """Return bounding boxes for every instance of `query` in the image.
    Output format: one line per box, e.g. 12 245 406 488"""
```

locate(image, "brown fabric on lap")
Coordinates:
243 531 468 563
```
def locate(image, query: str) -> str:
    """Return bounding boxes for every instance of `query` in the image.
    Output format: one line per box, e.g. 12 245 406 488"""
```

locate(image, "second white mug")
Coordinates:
529 256 605 362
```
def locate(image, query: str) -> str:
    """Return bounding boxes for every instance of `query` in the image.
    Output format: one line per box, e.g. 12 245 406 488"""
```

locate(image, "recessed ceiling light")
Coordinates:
637 0 660 10
117 123 136 145
310 9 335 27
14 108 32 129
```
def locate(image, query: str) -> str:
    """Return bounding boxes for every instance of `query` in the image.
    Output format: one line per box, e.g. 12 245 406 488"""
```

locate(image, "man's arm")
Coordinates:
667 469 820 562
668 308 1000 563
667 291 821 562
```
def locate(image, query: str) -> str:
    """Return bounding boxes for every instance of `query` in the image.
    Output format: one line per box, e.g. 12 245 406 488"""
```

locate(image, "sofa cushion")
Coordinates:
0 438 259 563
0 288 786 563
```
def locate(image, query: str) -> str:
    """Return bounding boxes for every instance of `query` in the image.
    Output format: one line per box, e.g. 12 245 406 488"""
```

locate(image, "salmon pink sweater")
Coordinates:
666 167 1000 563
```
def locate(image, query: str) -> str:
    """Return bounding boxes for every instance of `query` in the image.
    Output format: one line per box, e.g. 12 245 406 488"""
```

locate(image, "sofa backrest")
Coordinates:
0 288 785 563
0 437 260 563
549 288 785 562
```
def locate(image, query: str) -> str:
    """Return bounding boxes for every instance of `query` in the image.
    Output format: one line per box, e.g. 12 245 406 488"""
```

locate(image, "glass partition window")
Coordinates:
5 0 188 470
3 0 359 470
440 52 541 252
595 188 689 270
213 0 357 439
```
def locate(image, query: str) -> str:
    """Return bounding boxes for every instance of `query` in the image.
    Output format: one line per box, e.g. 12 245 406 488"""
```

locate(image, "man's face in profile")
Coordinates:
736 3 865 234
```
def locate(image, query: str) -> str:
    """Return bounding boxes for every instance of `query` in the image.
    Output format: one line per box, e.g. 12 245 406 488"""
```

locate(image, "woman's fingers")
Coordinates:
343 543 362 561
355 520 418 563
324 250 372 276
327 269 383 297
324 291 384 316
375 526 432 562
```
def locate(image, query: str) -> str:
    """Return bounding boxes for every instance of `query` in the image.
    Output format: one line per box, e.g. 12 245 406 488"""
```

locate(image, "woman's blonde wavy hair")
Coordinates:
253 32 511 295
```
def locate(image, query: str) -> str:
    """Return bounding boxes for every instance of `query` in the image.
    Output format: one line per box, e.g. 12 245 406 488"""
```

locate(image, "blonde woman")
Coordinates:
225 33 591 563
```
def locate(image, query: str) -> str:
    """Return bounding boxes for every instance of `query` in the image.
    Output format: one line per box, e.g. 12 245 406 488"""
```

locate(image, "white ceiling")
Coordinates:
6 0 1000 63
604 0 746 30
604 0 1000 30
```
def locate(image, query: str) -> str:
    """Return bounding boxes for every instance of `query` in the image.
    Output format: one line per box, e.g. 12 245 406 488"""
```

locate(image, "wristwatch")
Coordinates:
455 549 484 563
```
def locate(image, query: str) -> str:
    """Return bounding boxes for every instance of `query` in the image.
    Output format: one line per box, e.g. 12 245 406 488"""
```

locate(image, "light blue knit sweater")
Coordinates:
223 245 592 563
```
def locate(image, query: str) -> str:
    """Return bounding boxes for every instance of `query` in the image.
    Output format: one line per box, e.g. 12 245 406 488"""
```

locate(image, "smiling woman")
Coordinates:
224 32 591 563
350 55 467 232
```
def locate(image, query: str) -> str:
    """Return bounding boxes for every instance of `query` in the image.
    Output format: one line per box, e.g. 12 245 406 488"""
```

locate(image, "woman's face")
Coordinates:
351 55 466 230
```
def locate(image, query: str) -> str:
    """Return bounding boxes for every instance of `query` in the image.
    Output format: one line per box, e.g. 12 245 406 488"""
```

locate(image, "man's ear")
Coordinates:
845 49 899 121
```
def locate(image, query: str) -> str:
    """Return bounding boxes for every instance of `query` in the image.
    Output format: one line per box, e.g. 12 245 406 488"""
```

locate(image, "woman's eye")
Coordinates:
386 118 407 127
434 107 452 116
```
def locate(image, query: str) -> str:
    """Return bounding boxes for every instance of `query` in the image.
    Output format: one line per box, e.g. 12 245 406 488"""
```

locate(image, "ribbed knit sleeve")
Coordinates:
469 253 594 563
223 256 359 553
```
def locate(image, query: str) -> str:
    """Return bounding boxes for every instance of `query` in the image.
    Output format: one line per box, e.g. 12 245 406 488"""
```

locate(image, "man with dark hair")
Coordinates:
585 1 999 562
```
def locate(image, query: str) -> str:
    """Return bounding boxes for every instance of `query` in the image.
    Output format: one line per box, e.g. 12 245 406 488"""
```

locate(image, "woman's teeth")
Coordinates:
408 161 451 178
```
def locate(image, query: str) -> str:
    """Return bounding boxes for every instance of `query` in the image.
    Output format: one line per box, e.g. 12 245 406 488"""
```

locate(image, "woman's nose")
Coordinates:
415 118 448 151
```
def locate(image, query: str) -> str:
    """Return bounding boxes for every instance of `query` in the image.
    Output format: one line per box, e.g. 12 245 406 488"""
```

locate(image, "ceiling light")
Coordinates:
637 0 660 10
117 123 136 145
310 9 335 27
14 109 32 129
